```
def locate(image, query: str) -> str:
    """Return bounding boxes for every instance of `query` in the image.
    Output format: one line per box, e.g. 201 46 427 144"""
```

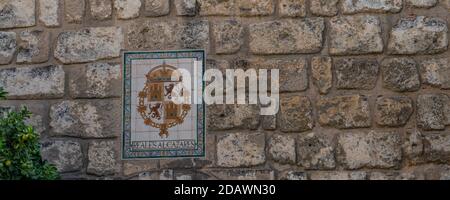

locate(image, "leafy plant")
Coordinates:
0 87 59 180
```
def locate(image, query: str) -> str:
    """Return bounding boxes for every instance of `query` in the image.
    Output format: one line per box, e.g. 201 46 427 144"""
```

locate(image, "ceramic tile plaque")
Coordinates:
122 50 205 159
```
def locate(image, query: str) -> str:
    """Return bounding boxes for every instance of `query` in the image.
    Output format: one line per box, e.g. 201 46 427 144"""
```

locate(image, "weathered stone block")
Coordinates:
249 19 325 54
376 96 413 127
335 58 379 90
127 20 209 50
123 161 159 176
17 30 50 64
65 0 85 23
420 58 450 89
297 133 336 170
236 0 274 16
388 16 448 55
0 32 16 65
144 0 170 17
279 171 308 180
329 16 383 55
318 95 371 129
41 140 83 173
198 0 274 16
309 171 367 180
216 132 265 167
89 0 112 20
174 0 197 16
87 141 117 176
310 0 338 16
115 0 142 19
261 114 276 130
381 58 421 92
214 20 244 54
338 131 402 169
342 0 402 14
417 94 449 130
311 56 332 94
279 0 306 17
279 96 314 132
49 100 121 138
55 27 123 64
0 65 64 99
0 0 36 29
70 63 121 98
423 133 450 162
205 170 275 180
198 0 234 15
235 59 308 92
207 104 260 131
268 134 296 164
406 0 438 8
39 0 60 26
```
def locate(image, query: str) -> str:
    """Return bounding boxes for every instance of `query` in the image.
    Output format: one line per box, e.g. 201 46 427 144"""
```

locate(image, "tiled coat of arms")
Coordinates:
122 50 205 159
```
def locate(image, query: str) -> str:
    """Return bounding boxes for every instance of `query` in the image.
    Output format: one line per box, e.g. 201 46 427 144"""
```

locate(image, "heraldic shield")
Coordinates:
137 63 191 138
123 50 205 159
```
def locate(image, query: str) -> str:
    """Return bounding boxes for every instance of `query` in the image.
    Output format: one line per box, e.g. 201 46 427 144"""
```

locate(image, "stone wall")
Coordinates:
0 0 450 180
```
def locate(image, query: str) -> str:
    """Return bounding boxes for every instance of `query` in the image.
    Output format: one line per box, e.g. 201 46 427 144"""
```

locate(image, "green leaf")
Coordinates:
0 99 60 180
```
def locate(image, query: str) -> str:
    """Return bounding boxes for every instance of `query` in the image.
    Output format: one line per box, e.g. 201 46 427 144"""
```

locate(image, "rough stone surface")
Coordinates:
55 27 123 64
376 96 414 127
0 32 16 65
0 106 13 118
318 95 371 129
115 0 142 19
297 133 336 170
65 0 85 23
41 140 83 173
311 56 332 94
279 171 308 180
310 0 338 16
87 141 117 176
279 96 314 132
381 58 421 92
128 20 209 50
0 65 64 99
249 19 325 54
0 0 36 29
49 100 121 138
144 0 170 17
17 30 50 64
342 0 402 14
388 16 448 55
90 0 113 20
329 16 383 55
198 0 235 15
309 171 367 180
279 0 306 17
406 0 438 8
268 134 296 164
70 63 121 98
39 0 60 26
420 59 450 89
235 59 308 92
335 58 379 90
423 133 450 162
207 104 260 131
205 170 275 180
338 131 402 169
417 94 449 130
216 132 265 167
214 20 244 54
174 0 198 16
198 0 274 16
